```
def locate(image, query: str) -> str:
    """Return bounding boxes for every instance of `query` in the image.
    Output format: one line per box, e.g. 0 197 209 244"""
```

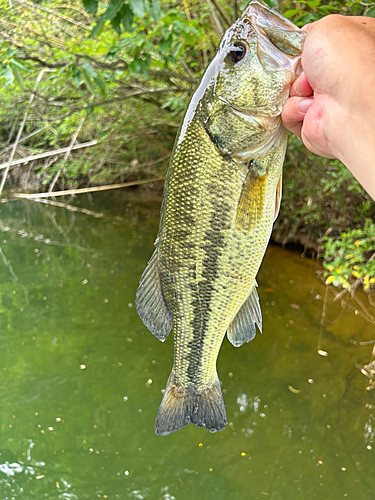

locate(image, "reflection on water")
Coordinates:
0 191 374 500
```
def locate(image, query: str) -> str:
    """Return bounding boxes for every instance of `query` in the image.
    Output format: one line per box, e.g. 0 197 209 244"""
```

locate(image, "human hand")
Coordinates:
282 15 375 199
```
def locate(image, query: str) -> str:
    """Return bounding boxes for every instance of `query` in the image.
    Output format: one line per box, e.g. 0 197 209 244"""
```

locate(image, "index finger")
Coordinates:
290 72 313 97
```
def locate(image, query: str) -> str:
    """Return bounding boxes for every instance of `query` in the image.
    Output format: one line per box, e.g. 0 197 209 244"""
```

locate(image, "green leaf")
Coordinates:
120 4 134 32
72 67 84 87
307 0 320 8
4 49 18 58
11 65 24 89
94 77 106 90
9 58 29 71
90 0 123 38
128 0 145 17
318 5 339 12
82 73 95 94
184 33 196 46
111 12 123 34
102 0 125 21
81 62 97 78
118 36 137 48
263 0 277 8
90 19 105 38
150 0 161 21
159 37 171 53
83 0 98 15
3 64 13 84
129 57 148 75
283 9 303 18
172 41 183 58
172 19 190 33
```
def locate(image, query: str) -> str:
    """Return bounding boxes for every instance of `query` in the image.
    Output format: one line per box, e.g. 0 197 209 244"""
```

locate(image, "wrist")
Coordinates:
339 110 375 200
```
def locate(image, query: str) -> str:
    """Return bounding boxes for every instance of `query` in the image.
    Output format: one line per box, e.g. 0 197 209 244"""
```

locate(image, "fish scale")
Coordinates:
136 0 306 435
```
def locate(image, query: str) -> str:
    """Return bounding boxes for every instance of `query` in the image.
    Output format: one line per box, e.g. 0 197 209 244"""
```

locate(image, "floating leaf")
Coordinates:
288 385 301 394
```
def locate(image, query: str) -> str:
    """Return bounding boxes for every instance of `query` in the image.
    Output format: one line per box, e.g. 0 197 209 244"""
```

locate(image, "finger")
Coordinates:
281 96 313 136
290 72 313 97
301 22 313 31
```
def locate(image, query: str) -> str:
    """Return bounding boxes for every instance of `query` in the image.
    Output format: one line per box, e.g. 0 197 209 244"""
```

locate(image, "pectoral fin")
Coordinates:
274 171 282 222
135 250 172 341
227 282 262 347
235 162 268 232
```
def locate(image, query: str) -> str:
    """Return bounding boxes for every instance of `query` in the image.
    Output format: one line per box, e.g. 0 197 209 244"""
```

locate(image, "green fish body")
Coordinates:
136 0 306 435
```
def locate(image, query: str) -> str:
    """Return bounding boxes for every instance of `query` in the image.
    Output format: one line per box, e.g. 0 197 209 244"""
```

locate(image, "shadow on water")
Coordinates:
0 191 374 500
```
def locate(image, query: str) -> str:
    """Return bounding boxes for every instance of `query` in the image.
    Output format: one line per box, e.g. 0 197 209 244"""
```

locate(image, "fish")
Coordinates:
136 0 306 436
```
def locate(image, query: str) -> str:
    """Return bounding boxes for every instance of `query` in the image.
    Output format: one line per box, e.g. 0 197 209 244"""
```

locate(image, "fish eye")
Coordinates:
226 42 247 64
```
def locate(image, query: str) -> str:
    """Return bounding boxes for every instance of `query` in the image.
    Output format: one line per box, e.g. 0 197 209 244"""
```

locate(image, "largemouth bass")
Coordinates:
136 0 306 435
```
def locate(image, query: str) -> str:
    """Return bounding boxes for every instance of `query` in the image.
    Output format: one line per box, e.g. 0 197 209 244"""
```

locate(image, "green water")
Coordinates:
0 191 374 500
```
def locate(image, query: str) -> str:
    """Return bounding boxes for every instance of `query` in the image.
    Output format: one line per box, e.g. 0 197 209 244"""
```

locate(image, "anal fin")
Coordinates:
227 282 262 347
135 250 172 342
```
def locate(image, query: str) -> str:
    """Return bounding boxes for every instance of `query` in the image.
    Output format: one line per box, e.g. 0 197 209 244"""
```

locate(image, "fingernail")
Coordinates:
298 98 313 113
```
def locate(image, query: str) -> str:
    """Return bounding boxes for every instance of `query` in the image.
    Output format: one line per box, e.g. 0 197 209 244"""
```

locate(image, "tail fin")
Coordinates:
155 372 227 436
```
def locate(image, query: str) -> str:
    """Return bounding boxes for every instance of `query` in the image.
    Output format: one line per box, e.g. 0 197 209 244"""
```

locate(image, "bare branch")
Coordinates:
210 0 232 27
27 197 105 218
0 141 98 170
205 0 224 37
43 87 183 121
13 0 91 31
0 70 45 196
12 177 165 199
54 4 93 22
48 108 87 192
0 125 53 156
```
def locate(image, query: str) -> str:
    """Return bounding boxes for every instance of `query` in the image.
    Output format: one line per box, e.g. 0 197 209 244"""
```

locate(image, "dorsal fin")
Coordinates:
135 250 172 342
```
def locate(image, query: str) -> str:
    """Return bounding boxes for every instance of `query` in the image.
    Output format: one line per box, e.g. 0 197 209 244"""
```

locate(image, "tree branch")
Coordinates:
13 0 91 31
0 141 99 170
0 70 45 196
210 0 232 27
48 106 88 192
43 87 183 121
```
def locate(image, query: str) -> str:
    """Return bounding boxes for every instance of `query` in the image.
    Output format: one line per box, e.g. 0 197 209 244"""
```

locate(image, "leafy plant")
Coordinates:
321 219 375 291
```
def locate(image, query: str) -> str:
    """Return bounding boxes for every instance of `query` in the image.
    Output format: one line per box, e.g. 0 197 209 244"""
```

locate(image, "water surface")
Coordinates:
0 191 374 500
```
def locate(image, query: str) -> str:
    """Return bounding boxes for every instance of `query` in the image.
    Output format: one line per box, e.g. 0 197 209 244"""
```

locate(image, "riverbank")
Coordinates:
4 134 375 298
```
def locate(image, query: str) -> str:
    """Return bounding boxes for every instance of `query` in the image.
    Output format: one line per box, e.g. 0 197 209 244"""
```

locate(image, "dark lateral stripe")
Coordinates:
186 182 231 384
